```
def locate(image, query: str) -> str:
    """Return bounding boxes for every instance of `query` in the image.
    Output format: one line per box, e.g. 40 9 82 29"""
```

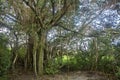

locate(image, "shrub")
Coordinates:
45 58 61 74
0 75 8 80
97 55 115 73
115 66 120 79
0 34 11 76
0 49 11 76
74 52 93 70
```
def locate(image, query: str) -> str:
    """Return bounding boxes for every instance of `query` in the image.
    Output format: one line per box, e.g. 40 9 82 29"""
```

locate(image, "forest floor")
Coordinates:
9 70 114 80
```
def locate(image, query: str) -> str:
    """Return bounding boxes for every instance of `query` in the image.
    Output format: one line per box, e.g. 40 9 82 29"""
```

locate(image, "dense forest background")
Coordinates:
0 0 120 80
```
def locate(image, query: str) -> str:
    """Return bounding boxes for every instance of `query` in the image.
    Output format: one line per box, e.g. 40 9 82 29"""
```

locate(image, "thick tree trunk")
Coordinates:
43 44 48 68
37 29 46 76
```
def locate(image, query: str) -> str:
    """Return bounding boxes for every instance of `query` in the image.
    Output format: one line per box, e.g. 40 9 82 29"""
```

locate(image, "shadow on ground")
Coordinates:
9 71 114 80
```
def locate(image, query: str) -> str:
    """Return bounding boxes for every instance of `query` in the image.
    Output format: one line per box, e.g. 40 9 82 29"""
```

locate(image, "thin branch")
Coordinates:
22 0 44 29
6 14 20 24
22 0 36 13
50 0 55 16
40 0 47 12
50 3 70 27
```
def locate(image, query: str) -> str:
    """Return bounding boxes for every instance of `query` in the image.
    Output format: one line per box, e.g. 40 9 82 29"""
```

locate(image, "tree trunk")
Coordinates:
37 29 46 76
43 44 49 68
12 52 18 70
25 34 34 70
94 38 98 71
32 32 38 77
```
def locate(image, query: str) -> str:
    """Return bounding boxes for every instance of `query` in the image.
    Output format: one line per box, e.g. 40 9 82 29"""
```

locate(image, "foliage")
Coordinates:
0 0 120 80
17 45 26 65
75 51 95 70
0 50 11 75
115 66 120 79
61 50 116 73
45 55 78 74
0 75 8 80
97 54 115 73
18 46 26 59
45 58 61 74
0 34 11 76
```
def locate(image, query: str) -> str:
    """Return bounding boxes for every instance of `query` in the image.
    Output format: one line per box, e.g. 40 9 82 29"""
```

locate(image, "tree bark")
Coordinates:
33 34 38 77
37 29 46 76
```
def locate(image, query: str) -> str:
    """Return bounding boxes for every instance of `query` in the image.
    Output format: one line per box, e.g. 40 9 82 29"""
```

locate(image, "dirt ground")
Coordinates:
9 71 114 80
